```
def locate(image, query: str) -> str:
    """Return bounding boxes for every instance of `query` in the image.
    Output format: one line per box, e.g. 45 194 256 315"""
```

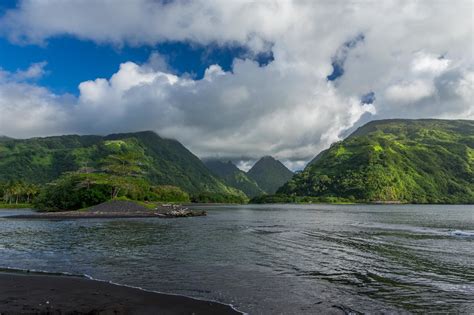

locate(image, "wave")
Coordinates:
449 230 474 237
0 266 86 277
352 222 474 238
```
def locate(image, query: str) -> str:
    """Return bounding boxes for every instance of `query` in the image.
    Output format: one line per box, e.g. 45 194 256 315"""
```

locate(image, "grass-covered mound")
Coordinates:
84 199 149 213
279 119 474 204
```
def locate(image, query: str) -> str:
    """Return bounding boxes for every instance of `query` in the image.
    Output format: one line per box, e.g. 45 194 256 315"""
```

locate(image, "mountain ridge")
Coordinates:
0 130 243 197
278 119 474 204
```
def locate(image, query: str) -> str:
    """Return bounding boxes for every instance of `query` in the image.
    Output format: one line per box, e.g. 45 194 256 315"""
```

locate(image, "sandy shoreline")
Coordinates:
0 271 240 314
4 200 207 220
5 212 196 219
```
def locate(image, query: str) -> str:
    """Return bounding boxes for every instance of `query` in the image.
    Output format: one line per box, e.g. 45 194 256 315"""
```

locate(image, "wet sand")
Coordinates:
0 272 240 314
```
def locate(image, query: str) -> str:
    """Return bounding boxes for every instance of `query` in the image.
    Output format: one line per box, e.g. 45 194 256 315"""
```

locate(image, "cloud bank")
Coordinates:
0 0 472 169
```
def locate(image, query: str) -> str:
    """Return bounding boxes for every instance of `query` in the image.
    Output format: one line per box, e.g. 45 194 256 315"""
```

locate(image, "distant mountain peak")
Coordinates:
247 156 293 194
250 156 290 170
260 155 276 161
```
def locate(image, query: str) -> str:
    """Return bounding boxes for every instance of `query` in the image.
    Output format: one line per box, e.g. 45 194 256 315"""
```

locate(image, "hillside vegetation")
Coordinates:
0 131 246 209
279 119 474 204
204 160 265 197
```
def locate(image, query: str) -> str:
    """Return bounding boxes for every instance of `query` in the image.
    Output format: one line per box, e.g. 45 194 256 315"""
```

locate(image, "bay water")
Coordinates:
0 204 473 313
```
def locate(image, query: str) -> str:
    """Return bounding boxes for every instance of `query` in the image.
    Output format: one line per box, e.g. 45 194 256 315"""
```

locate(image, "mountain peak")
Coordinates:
247 156 293 194
260 155 276 161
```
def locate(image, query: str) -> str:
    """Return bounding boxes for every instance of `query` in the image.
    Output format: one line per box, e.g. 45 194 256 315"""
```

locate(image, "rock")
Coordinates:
163 209 207 218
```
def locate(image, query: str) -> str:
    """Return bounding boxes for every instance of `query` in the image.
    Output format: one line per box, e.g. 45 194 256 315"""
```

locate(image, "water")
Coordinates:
1 204 473 314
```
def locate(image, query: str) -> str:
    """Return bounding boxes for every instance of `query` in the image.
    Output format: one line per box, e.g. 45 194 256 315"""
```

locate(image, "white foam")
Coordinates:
449 230 474 237
0 266 245 314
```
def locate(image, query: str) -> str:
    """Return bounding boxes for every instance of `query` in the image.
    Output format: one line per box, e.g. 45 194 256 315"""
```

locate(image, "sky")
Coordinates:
0 0 472 171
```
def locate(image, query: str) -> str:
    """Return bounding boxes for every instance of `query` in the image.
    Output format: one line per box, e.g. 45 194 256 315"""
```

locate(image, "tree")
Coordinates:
102 151 143 177
25 183 40 203
101 151 145 198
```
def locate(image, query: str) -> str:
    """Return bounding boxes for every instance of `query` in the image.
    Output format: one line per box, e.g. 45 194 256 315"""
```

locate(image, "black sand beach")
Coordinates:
0 272 240 314
5 200 206 220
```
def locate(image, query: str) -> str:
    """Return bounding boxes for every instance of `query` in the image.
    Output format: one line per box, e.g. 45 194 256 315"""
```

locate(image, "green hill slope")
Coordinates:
279 119 474 204
0 131 242 196
204 160 265 197
247 156 293 194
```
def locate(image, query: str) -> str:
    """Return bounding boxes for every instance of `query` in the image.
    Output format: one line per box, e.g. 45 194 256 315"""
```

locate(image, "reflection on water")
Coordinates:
0 204 473 314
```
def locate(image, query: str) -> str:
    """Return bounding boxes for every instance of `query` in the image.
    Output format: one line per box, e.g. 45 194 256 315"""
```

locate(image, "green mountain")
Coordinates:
279 119 474 204
204 160 265 197
247 156 293 194
0 131 243 197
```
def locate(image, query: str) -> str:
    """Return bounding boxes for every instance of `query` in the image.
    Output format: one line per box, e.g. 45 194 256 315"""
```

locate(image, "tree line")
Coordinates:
0 181 40 204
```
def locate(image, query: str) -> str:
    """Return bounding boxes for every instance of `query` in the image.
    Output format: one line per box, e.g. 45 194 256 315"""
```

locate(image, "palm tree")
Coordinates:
25 183 39 203
11 183 22 204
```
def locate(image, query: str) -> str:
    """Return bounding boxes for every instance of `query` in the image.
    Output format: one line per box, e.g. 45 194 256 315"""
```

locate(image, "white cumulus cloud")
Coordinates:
385 80 435 103
0 0 472 169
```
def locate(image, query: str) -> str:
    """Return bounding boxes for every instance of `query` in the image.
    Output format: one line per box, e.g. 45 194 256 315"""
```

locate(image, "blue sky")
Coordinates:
0 35 272 95
0 1 272 95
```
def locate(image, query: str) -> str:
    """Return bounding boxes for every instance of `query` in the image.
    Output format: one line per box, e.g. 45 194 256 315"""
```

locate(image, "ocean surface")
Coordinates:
1 204 473 314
